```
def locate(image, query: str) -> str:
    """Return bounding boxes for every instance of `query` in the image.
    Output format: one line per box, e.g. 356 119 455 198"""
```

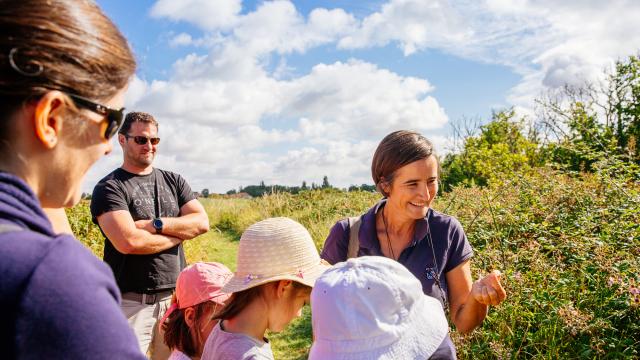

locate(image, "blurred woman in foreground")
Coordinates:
0 0 143 358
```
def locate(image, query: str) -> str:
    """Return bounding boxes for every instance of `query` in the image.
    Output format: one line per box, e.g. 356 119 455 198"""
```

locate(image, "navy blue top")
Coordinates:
0 172 145 359
321 199 474 359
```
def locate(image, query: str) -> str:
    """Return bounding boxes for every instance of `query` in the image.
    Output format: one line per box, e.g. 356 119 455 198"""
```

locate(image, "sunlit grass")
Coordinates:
183 230 239 271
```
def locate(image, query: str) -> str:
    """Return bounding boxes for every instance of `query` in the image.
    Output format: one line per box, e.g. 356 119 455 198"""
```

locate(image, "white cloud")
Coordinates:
132 76 282 128
338 0 471 55
271 141 374 187
226 2 357 56
124 75 148 108
169 33 193 47
283 60 447 142
150 0 241 30
168 32 226 48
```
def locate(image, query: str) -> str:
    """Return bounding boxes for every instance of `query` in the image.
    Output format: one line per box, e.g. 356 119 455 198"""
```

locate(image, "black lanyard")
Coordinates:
425 211 450 314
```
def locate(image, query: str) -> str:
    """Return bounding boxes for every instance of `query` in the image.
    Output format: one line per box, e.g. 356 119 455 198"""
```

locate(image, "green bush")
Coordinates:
442 109 543 190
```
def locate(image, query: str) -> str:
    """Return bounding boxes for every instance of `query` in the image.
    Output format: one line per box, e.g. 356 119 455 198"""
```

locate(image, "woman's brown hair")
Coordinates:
371 130 438 196
0 0 136 147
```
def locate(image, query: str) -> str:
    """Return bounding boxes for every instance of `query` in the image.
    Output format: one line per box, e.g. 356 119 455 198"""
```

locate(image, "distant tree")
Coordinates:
322 175 331 188
301 181 307 190
348 184 377 192
243 185 266 197
201 188 210 198
537 54 640 169
259 180 266 189
361 184 376 192
226 189 237 195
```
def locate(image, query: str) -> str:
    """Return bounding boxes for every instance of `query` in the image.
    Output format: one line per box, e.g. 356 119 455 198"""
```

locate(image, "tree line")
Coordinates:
200 176 376 198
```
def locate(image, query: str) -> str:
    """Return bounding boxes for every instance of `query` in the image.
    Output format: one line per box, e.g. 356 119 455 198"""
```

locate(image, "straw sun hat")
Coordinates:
222 217 329 293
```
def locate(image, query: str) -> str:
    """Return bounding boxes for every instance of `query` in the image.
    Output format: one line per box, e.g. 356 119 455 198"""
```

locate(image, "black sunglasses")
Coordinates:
67 93 125 140
124 134 160 145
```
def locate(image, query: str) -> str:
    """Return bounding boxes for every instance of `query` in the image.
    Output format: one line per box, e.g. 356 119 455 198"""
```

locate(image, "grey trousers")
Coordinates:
121 293 172 360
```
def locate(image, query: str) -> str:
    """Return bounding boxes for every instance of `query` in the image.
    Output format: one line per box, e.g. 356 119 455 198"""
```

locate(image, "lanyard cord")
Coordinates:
426 210 450 314
381 207 397 260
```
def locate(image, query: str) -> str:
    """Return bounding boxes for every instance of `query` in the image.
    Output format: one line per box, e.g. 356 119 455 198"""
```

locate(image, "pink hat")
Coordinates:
160 262 233 327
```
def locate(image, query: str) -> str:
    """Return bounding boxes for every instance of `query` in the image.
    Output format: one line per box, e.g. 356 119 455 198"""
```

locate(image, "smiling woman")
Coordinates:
0 0 143 358
321 130 507 359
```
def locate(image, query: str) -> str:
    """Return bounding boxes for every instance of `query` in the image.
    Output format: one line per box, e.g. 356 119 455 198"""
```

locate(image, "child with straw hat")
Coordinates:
201 217 329 360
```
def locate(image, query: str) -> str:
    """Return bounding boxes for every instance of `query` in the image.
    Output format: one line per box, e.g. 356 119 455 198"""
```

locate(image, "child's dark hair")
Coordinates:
162 298 219 357
215 281 311 321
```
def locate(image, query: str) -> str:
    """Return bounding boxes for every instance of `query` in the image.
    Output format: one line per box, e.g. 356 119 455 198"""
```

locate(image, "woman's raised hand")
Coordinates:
471 270 506 306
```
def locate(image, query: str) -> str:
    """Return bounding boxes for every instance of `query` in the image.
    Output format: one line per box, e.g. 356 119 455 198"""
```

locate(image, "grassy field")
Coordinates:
68 167 640 359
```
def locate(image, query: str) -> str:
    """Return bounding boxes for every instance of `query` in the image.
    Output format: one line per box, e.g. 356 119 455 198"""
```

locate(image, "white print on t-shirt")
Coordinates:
130 182 178 217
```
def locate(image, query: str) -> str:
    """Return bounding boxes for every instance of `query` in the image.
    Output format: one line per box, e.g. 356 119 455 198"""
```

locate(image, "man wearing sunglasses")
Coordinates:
90 112 209 359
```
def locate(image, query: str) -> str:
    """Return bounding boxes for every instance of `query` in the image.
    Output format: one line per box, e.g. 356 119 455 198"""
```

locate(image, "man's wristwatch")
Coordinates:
152 218 163 234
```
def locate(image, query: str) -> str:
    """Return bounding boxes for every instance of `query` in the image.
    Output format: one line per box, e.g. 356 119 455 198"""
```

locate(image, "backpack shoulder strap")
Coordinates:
346 216 362 259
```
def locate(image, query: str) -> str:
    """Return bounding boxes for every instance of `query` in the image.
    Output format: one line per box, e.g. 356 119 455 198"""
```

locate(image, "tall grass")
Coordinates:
67 167 639 359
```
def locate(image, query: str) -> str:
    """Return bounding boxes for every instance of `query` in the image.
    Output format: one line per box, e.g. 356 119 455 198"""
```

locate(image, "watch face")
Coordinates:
153 218 163 230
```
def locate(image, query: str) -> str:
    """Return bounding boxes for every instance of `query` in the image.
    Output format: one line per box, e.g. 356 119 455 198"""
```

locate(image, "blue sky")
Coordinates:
86 0 640 193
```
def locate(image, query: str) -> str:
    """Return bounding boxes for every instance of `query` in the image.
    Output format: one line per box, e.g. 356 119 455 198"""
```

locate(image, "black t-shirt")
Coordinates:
90 168 196 293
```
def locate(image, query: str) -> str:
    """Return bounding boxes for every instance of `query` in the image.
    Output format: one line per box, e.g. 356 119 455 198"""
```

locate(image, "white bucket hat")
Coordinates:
222 217 329 293
309 256 449 360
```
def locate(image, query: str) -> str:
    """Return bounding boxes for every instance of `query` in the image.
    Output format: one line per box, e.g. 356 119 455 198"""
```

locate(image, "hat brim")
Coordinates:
222 261 330 294
210 292 232 306
309 294 449 359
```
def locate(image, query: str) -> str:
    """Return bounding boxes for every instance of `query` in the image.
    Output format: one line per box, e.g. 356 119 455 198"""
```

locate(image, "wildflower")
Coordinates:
608 276 615 287
557 303 592 336
488 341 508 360
514 271 522 281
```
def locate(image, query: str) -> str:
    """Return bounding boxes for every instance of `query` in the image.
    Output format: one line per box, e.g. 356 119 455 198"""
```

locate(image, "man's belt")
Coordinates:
121 290 173 305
